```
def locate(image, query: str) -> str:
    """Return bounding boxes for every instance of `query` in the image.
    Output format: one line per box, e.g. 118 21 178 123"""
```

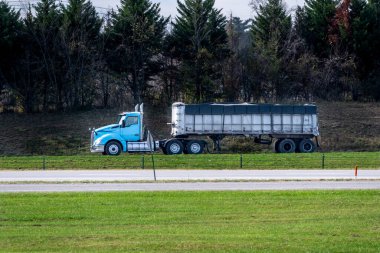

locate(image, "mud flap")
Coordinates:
315 136 321 148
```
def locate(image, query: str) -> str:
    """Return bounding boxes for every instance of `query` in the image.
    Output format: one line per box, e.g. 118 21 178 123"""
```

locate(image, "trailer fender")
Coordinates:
163 138 177 147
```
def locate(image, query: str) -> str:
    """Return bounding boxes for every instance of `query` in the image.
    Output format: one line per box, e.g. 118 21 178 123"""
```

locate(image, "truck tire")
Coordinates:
186 141 204 154
166 140 183 155
278 139 296 153
105 141 122 156
299 139 316 153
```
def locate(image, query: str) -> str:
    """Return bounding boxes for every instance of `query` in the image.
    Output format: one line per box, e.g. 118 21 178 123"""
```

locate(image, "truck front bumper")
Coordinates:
91 145 105 153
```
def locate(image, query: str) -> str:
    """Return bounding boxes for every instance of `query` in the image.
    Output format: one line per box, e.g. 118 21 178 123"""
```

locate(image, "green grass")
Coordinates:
1 191 380 252
0 152 379 170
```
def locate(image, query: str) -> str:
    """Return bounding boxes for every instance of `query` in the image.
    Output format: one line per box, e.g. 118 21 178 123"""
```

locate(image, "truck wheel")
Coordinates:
105 141 122 156
166 140 183 155
278 139 296 153
299 139 316 153
186 141 204 154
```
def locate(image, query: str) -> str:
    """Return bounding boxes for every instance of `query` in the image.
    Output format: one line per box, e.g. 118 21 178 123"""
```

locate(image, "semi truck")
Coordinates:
90 102 320 155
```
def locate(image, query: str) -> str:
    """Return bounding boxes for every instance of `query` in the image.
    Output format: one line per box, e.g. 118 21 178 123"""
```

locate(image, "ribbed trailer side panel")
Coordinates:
171 103 319 137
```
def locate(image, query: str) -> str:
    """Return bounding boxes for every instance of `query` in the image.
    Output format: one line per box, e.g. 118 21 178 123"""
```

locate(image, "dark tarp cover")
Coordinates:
184 103 317 115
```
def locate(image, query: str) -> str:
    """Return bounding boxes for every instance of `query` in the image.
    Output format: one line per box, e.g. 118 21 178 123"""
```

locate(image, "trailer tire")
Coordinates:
105 141 122 156
186 141 204 154
274 139 282 153
166 140 183 155
299 139 316 153
278 139 296 153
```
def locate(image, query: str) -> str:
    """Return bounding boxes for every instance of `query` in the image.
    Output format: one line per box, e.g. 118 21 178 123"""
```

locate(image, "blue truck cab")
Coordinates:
91 104 156 155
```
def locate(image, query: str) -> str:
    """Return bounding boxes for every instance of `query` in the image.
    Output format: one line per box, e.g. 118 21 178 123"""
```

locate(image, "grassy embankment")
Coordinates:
1 191 380 252
0 152 379 170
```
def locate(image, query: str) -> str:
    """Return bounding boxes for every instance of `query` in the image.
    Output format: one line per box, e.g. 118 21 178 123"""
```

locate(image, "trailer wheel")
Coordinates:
105 141 122 156
186 141 204 154
166 140 183 155
274 139 282 153
278 139 296 153
299 139 316 153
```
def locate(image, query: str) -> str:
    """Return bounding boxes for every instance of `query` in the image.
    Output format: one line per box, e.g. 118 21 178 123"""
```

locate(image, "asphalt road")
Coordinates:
1 169 380 192
1 181 380 192
1 169 380 182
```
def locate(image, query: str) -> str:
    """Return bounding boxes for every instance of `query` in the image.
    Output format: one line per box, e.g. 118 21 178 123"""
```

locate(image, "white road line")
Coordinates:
1 181 380 192
1 169 380 182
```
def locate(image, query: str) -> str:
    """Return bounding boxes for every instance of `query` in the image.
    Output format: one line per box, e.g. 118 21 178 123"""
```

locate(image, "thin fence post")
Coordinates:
42 156 46 170
240 154 243 169
151 154 156 181
322 154 325 169
141 155 145 169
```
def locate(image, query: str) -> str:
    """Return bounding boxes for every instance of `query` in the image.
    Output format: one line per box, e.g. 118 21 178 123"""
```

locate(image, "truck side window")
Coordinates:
125 116 138 127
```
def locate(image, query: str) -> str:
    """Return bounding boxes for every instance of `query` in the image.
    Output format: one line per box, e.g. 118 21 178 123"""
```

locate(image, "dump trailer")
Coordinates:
90 102 320 156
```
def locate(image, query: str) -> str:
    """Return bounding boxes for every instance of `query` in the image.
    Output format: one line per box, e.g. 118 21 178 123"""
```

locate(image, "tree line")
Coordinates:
0 0 379 113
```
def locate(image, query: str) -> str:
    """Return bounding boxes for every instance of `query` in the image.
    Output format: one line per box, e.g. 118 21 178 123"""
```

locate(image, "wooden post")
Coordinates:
355 166 358 177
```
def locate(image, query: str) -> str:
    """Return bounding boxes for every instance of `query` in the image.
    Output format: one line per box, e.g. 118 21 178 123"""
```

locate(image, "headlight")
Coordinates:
94 138 101 145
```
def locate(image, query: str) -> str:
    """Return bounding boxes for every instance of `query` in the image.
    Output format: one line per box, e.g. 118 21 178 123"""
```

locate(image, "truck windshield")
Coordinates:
116 115 124 125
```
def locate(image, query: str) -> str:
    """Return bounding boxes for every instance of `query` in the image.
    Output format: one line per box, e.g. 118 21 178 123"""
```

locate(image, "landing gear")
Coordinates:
209 135 224 152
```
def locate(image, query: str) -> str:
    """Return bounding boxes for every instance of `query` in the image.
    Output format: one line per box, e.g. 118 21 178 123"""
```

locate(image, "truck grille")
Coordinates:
90 130 94 148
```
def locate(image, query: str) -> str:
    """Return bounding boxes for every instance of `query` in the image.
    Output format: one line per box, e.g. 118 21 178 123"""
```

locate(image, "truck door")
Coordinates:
120 115 140 141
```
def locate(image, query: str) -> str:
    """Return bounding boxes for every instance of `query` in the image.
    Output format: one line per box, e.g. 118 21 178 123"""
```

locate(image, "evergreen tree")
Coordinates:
158 33 181 105
223 16 251 101
105 0 168 104
0 1 23 90
24 0 63 111
60 0 103 109
351 0 380 100
251 0 291 50
249 0 291 101
227 17 251 53
301 0 338 57
172 0 228 102
0 1 25 112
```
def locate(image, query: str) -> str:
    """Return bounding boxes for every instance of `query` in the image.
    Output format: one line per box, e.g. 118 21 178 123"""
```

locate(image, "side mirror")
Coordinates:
121 120 126 128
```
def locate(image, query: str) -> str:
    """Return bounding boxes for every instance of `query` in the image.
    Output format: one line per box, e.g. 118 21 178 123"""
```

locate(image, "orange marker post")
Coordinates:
355 166 358 177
